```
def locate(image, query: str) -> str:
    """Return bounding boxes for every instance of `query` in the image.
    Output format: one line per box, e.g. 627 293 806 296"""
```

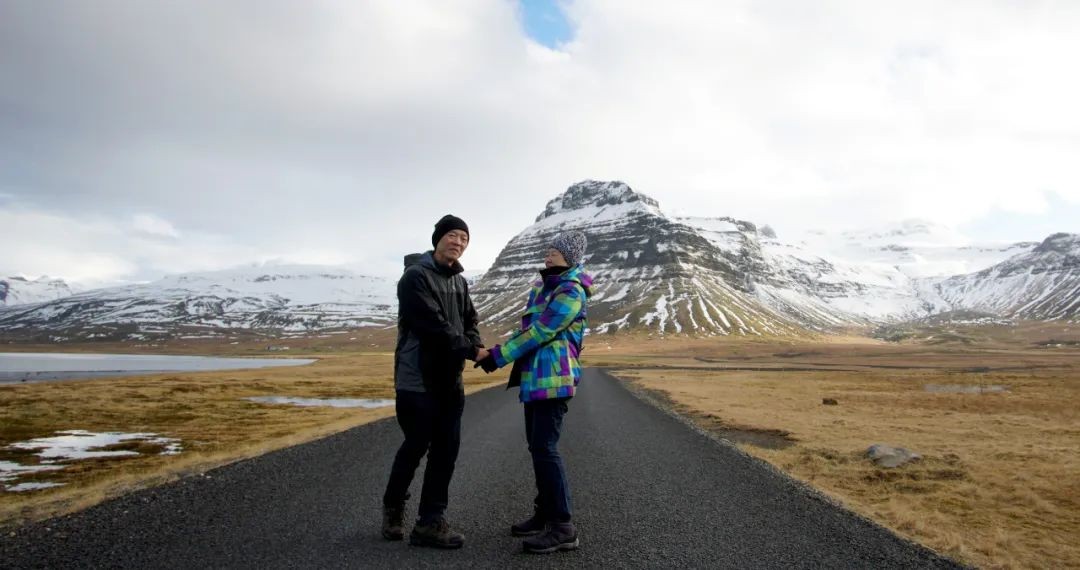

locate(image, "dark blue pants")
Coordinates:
525 397 572 523
383 389 464 523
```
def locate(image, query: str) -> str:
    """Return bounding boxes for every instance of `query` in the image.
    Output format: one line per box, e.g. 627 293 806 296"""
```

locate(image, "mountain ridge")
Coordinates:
0 276 75 307
0 264 395 342
2 181 1076 342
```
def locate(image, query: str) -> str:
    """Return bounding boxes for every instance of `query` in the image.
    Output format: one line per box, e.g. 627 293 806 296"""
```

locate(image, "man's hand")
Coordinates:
473 354 499 373
474 347 490 362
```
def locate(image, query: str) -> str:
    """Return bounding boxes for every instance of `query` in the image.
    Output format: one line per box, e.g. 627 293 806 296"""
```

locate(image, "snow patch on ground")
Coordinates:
2 430 182 492
10 430 182 461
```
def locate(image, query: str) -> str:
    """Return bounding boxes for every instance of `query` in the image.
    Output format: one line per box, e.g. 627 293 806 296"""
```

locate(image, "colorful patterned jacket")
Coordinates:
491 265 593 402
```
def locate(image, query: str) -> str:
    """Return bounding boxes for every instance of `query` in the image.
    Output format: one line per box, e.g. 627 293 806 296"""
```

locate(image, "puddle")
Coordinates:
245 396 395 409
1 430 182 492
1034 339 1080 348
630 382 797 449
708 425 796 450
6 482 66 492
924 384 1009 394
772 351 821 358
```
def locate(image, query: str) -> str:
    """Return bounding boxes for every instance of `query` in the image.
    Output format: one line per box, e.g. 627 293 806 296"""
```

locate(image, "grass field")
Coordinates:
593 332 1079 570
3 323 1077 568
0 347 499 527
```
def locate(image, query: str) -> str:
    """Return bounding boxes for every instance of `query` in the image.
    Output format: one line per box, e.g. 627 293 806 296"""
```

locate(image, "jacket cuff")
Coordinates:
491 345 507 368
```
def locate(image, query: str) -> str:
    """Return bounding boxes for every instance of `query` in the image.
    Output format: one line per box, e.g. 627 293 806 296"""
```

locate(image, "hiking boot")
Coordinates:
381 504 406 541
522 521 578 554
409 518 465 549
511 510 546 537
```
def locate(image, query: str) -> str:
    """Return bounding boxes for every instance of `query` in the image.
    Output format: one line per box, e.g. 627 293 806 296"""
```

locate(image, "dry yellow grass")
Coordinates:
0 350 500 527
4 326 1077 567
611 341 1080 570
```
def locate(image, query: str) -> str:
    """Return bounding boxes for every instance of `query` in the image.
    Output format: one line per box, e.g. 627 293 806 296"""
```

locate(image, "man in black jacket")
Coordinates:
381 214 487 549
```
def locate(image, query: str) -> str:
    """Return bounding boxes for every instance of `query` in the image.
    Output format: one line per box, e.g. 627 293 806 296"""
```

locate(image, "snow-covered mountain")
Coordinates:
802 220 1038 279
932 233 1080 321
701 219 1039 326
0 265 395 342
1 181 1074 342
0 276 75 306
473 181 1072 336
472 180 807 336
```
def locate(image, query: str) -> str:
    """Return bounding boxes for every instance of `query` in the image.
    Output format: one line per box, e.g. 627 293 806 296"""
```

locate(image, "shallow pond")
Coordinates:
0 352 316 383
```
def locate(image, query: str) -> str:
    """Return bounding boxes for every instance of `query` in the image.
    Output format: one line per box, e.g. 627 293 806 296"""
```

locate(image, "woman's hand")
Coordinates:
473 347 499 373
477 355 499 373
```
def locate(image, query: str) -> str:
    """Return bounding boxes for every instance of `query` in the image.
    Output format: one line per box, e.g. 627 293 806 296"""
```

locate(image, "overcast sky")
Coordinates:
3 0 1078 284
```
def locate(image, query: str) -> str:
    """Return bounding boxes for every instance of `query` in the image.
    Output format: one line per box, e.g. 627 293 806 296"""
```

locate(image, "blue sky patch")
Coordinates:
519 0 573 48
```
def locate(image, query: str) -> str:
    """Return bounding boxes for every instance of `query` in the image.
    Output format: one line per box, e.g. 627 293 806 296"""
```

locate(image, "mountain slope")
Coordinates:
0 265 395 342
472 180 805 336
933 233 1080 321
0 276 75 306
473 181 1060 336
726 220 1036 325
1 183 1073 342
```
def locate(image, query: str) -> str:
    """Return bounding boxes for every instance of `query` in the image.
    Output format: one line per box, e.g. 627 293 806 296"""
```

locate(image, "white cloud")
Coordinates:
0 206 264 283
131 213 180 239
1 0 1077 283
0 208 138 283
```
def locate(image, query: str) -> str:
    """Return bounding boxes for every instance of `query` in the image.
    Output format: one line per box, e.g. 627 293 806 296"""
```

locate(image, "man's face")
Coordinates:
435 229 469 264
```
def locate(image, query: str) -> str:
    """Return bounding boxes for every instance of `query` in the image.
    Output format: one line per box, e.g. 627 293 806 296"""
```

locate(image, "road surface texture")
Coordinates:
1 369 963 569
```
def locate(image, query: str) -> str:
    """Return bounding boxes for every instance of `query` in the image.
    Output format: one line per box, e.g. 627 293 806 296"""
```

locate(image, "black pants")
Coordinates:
383 389 465 523
525 397 572 523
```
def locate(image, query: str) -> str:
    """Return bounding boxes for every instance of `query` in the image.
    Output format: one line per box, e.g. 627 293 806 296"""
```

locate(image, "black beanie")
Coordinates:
431 214 469 247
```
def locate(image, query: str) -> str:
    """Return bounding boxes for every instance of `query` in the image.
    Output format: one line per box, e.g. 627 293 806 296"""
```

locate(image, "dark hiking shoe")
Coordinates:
511 511 546 537
522 522 579 554
381 504 406 541
409 518 465 549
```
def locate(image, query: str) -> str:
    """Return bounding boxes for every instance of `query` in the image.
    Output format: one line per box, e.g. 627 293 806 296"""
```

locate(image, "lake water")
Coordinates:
0 352 316 383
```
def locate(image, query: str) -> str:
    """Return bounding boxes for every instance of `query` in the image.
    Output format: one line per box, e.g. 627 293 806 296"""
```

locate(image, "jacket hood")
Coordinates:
542 264 593 297
405 251 464 276
403 253 425 268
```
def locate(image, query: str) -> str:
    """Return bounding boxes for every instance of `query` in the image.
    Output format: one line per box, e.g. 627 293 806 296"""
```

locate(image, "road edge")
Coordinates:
601 367 969 570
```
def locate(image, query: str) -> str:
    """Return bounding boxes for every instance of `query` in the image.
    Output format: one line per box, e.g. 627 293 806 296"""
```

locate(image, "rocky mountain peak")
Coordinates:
473 180 806 337
535 180 660 222
1033 232 1080 255
0 275 75 307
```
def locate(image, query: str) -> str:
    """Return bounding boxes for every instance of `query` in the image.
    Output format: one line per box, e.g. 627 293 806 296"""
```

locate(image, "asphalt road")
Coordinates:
1 369 963 569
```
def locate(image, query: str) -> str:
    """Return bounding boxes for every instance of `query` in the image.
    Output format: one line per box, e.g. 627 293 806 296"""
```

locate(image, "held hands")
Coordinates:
477 355 498 373
473 345 499 373
474 347 490 362
475 356 499 373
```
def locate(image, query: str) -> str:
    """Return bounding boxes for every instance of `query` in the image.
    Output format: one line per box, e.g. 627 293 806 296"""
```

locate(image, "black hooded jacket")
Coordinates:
394 251 482 393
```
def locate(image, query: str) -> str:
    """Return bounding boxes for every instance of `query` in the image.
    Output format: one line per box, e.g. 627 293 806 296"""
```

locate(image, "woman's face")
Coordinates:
544 248 568 268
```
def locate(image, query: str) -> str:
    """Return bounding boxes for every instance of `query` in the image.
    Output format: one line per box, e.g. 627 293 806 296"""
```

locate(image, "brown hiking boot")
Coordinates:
511 510 546 537
381 504 406 541
409 518 465 549
522 521 579 554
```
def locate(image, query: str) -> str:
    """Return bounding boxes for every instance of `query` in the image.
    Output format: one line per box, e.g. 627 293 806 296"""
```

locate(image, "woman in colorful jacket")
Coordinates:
476 230 592 554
